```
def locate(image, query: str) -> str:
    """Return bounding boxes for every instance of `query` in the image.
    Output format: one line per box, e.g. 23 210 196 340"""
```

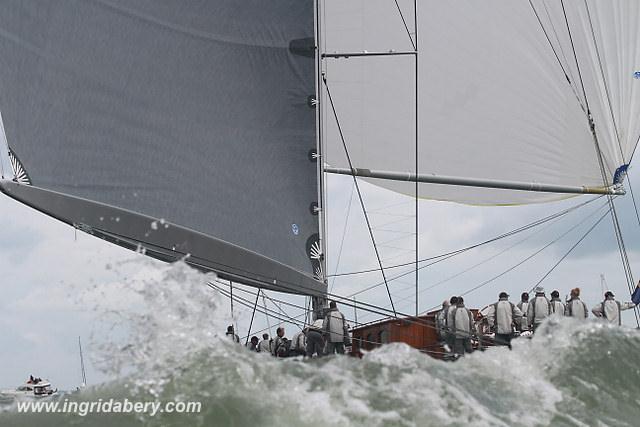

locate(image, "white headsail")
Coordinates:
322 0 640 205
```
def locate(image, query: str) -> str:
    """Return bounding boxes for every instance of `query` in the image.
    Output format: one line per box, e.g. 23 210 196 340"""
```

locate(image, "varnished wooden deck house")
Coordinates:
350 311 445 358
350 309 486 359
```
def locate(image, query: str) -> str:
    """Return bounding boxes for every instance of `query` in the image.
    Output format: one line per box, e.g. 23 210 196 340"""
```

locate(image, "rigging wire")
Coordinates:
560 0 590 117
245 291 260 346
529 208 611 291
583 1 622 154
582 0 640 230
584 0 640 323
261 290 272 336
322 75 397 317
528 1 573 85
560 1 640 326
540 0 579 86
421 199 612 313
208 280 445 346
329 181 355 294
329 195 603 278
221 197 605 330
393 0 416 51
528 0 585 112
345 196 604 299
213 278 431 334
383 205 575 312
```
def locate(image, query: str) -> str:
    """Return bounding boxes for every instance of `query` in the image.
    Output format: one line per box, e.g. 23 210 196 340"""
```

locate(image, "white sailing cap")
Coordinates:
535 286 545 293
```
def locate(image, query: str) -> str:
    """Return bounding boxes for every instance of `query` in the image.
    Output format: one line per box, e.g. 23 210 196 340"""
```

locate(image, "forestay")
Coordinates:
322 0 640 205
0 0 323 294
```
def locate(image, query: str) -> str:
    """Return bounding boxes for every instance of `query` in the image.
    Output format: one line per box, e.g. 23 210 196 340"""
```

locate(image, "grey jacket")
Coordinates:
291 331 306 351
592 298 635 325
527 295 551 326
565 298 588 319
517 301 530 331
550 298 565 316
436 308 449 337
486 299 523 335
451 304 475 338
323 308 347 343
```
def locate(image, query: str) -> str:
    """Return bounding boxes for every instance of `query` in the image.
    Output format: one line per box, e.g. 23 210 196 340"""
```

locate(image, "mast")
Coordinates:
313 0 328 319
413 0 419 317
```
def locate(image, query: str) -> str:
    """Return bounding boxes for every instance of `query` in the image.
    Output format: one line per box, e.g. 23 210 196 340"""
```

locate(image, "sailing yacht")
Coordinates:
0 1 639 354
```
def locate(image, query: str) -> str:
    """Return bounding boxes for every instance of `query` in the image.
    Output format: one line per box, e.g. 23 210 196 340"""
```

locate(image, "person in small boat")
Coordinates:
247 336 260 351
226 325 240 343
305 319 325 357
272 327 290 357
323 301 348 355
550 290 565 316
592 290 636 325
516 292 530 332
290 328 307 356
484 292 522 350
258 333 272 353
565 288 588 319
527 286 551 332
451 296 475 356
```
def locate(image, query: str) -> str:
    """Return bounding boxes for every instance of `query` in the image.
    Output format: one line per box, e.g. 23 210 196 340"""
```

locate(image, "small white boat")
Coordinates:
1 377 58 399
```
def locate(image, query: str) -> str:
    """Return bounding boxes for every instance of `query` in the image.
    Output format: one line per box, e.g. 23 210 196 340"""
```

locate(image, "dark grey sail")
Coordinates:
0 0 324 295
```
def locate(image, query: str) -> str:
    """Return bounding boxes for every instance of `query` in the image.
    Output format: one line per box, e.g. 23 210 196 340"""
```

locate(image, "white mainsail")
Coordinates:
322 0 640 205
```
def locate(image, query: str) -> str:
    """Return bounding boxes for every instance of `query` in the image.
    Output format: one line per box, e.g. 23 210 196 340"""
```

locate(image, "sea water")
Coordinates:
1 261 639 426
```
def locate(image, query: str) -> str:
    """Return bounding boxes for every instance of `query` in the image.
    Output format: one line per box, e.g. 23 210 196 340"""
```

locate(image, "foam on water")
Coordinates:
2 261 640 426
